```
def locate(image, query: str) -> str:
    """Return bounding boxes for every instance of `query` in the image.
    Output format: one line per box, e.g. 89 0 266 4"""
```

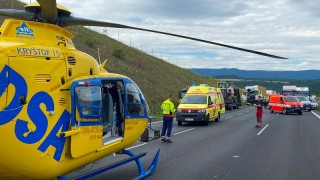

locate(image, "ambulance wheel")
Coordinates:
270 108 274 113
282 108 288 115
204 115 209 126
178 121 182 126
215 113 220 122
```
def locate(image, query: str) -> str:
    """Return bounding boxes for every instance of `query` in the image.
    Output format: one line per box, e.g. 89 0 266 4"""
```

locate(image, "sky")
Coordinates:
25 0 320 70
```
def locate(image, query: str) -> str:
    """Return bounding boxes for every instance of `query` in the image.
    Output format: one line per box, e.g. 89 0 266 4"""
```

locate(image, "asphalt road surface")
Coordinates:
67 106 320 180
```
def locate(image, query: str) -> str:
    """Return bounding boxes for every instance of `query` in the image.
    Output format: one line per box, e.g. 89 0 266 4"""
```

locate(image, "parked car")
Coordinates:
296 96 312 111
310 99 319 110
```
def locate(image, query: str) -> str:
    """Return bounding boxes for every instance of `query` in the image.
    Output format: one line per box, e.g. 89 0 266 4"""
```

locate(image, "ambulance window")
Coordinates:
220 94 224 102
284 97 299 102
181 95 207 104
126 83 145 116
212 94 217 103
280 97 284 102
75 86 102 121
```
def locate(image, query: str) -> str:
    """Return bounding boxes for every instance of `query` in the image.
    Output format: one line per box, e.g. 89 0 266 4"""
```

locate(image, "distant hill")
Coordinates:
190 68 320 80
0 0 219 118
231 79 320 95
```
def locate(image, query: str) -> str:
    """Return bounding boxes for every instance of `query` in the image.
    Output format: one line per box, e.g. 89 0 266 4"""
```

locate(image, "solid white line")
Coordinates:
257 124 269 136
229 116 234 118
126 143 148 150
173 128 194 136
151 121 162 125
238 113 243 115
311 111 320 119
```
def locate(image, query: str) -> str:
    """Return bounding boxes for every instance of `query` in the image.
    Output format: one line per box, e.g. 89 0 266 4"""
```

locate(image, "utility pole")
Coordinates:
97 48 101 65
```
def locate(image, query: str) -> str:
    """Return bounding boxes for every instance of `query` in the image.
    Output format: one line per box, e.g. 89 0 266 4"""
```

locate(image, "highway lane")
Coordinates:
67 107 320 180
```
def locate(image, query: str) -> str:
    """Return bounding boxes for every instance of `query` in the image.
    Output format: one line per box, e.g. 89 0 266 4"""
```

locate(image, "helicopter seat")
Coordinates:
109 87 124 136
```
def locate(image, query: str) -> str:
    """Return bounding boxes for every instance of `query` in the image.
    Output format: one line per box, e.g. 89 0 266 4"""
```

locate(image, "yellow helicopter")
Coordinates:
0 0 287 179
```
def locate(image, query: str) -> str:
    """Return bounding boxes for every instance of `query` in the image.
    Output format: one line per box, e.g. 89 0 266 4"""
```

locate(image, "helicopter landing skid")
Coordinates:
123 149 160 180
60 149 160 180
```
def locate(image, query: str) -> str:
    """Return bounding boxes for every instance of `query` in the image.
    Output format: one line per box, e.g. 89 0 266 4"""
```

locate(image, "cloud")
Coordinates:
52 0 320 71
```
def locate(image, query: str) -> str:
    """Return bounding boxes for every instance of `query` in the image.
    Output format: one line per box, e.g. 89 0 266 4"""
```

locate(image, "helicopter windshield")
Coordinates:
126 83 145 116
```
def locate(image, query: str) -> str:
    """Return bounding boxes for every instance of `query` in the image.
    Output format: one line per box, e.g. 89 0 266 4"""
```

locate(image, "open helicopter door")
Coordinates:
101 80 125 144
70 81 104 158
69 79 126 158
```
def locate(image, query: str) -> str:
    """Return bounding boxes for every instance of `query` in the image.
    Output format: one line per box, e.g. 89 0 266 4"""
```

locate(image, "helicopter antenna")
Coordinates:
97 48 101 65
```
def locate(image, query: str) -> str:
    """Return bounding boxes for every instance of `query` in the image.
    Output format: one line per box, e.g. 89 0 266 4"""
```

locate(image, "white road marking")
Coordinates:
173 128 194 136
232 155 240 158
311 111 320 119
229 116 234 118
151 121 162 125
246 111 249 112
126 143 148 150
257 124 269 136
238 113 243 115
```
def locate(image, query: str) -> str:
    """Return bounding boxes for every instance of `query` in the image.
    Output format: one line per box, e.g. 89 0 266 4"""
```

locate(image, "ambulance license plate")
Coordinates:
185 118 193 121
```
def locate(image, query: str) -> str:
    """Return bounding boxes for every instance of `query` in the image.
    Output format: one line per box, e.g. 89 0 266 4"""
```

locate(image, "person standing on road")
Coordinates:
255 96 263 127
161 95 176 143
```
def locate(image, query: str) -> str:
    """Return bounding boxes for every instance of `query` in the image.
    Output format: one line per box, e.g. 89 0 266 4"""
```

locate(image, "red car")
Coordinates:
268 95 303 115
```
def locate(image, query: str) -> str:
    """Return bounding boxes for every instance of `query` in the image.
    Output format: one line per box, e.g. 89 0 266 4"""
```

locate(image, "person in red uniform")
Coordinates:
255 96 263 127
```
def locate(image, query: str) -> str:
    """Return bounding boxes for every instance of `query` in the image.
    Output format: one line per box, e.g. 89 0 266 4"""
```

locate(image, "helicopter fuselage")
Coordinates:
0 19 148 179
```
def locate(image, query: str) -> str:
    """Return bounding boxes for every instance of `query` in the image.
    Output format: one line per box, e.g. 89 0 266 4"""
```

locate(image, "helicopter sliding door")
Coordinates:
70 84 103 158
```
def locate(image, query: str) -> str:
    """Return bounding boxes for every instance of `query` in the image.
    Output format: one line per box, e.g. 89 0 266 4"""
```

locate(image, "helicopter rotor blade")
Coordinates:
0 9 34 20
60 16 287 59
36 0 57 23
0 1 287 60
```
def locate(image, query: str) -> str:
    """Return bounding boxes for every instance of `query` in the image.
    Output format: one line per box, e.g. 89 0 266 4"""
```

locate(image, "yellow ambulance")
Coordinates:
176 84 225 126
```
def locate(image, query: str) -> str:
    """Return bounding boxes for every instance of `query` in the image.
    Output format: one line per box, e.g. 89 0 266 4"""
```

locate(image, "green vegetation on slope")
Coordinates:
0 0 219 118
68 27 219 117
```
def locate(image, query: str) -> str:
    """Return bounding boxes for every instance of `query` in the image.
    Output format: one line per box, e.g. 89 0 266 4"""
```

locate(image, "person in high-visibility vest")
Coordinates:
161 95 176 143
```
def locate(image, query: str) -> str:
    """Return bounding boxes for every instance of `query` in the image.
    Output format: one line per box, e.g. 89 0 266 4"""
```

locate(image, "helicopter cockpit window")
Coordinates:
75 86 102 122
126 83 145 116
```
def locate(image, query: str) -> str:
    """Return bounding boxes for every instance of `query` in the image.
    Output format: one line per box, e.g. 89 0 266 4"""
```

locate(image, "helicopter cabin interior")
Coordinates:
72 79 146 147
